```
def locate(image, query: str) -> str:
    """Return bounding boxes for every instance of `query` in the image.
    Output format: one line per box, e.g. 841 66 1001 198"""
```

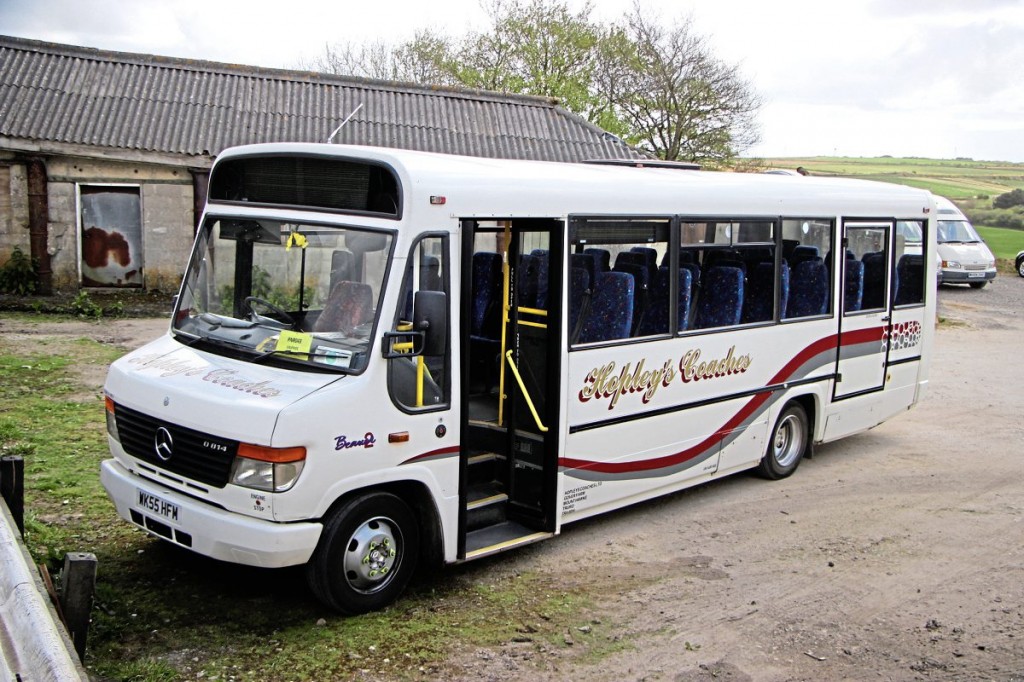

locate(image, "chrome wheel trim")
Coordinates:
342 516 402 594
772 412 805 469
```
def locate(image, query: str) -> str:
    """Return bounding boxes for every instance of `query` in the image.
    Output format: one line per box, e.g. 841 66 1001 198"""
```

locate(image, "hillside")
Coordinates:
760 156 1024 200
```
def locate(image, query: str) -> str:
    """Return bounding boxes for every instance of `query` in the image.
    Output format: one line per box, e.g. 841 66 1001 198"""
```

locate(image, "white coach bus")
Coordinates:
101 144 935 613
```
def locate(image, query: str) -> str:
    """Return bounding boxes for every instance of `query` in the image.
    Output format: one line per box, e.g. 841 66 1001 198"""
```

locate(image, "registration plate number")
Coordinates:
137 489 180 523
968 272 985 278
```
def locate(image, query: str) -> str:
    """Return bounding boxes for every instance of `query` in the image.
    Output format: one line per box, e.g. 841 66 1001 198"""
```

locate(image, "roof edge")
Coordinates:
0 34 564 108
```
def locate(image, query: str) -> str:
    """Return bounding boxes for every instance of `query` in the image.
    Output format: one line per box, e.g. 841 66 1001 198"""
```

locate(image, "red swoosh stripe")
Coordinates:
558 329 880 476
400 445 460 466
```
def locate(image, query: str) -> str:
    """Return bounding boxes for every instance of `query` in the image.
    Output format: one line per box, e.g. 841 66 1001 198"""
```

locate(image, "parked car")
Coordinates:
1016 249 1024 278
935 196 997 288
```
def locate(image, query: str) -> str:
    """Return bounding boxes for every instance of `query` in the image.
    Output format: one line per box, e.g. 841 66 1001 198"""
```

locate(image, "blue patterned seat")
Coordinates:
578 271 634 343
844 260 865 312
894 254 923 306
571 252 597 290
786 259 829 318
638 266 693 335
529 249 550 307
568 266 591 343
788 245 820 268
694 266 744 329
861 251 888 310
517 253 538 308
741 261 777 324
613 260 648 334
681 262 701 307
470 252 503 390
470 251 502 343
630 246 660 283
583 248 610 275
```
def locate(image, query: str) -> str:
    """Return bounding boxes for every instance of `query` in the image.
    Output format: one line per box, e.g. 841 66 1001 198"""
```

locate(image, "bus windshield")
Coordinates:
173 216 392 373
937 219 981 244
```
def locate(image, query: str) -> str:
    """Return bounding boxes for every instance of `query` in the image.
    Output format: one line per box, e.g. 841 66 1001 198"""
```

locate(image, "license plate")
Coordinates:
968 272 985 278
137 489 181 523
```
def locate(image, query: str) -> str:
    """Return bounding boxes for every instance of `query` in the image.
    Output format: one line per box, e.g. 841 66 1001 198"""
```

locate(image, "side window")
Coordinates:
781 219 833 319
387 235 450 410
680 220 777 329
894 220 925 306
569 217 670 345
844 224 890 313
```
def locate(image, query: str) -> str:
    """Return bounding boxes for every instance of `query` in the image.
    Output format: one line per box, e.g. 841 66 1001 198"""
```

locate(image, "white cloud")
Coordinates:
2 0 1023 161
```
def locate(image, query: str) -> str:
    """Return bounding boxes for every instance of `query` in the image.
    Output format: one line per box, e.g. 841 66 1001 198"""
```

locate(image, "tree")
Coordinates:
304 0 761 165
298 32 458 84
594 5 761 164
993 188 1024 209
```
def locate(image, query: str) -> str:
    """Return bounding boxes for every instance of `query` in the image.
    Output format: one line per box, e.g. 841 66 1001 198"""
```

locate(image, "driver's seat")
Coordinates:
314 280 373 334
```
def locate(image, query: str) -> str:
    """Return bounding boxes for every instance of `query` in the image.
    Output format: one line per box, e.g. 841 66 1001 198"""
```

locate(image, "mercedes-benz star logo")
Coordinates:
154 427 174 461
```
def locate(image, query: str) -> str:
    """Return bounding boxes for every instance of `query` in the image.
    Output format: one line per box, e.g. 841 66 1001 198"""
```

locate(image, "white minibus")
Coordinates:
934 195 996 288
101 144 936 613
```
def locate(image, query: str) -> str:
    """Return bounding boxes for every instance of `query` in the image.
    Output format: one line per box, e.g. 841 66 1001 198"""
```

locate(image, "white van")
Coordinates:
934 196 996 288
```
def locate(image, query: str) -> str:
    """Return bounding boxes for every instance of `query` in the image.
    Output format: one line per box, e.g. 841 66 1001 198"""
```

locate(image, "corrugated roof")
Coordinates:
0 35 643 164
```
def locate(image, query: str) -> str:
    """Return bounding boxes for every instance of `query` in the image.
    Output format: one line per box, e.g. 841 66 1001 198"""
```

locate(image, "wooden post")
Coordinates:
0 455 24 537
59 552 98 662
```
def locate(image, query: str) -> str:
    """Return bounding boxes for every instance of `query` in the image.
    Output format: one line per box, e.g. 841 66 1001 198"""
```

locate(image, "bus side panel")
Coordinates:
823 304 928 443
561 321 838 521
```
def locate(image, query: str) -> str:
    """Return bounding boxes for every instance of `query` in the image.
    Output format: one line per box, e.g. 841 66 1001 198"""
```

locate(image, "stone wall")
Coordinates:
0 163 30 261
8 157 196 292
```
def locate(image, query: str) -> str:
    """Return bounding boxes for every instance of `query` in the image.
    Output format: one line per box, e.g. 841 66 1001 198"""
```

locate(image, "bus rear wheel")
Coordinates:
758 402 809 480
306 492 419 614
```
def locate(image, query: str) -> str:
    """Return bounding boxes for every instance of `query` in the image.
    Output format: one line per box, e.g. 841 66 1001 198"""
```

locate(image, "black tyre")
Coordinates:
305 492 419 614
757 402 809 480
1017 256 1024 278
969 281 987 289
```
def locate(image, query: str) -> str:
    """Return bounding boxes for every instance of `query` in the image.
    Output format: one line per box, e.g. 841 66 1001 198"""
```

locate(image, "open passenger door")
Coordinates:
459 219 563 560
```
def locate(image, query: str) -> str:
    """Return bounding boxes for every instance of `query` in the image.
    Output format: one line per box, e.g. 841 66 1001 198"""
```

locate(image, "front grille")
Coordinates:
114 404 238 488
965 264 988 271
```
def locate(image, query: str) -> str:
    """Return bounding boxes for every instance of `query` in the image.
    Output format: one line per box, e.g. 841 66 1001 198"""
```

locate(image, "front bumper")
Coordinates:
939 269 996 284
101 459 322 568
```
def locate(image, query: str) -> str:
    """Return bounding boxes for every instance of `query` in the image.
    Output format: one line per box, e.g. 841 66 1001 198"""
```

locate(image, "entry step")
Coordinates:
464 521 552 560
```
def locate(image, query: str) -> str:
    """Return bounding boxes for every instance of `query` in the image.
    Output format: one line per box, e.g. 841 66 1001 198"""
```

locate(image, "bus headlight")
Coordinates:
104 395 120 442
230 444 307 492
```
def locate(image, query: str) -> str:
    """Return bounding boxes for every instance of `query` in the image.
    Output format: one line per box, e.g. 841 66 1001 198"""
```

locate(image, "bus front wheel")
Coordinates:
758 402 809 480
306 492 419 614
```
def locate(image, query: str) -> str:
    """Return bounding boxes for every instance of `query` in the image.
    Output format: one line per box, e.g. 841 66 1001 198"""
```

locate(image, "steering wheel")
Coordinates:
243 296 297 328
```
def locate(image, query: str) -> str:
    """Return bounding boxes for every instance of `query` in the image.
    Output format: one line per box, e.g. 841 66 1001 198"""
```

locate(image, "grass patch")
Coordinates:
975 225 1024 260
762 156 1024 199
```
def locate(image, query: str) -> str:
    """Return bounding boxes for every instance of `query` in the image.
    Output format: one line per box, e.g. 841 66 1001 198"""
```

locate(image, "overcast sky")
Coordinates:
3 0 1023 162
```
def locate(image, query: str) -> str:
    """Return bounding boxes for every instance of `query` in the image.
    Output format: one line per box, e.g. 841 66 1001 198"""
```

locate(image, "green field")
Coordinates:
976 225 1024 260
762 156 1024 200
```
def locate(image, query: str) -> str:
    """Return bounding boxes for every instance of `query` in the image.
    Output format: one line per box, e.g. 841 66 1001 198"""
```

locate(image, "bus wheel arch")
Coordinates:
758 399 811 480
306 482 440 614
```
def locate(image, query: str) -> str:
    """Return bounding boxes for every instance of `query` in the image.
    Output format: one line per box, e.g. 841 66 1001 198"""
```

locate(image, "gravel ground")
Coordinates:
443 276 1024 681
1 276 1021 681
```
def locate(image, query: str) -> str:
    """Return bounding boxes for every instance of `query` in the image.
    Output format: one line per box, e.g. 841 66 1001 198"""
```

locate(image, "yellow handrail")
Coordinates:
504 350 548 433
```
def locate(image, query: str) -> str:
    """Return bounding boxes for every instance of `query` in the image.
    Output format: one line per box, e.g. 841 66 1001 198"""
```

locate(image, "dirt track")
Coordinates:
1 279 1021 680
